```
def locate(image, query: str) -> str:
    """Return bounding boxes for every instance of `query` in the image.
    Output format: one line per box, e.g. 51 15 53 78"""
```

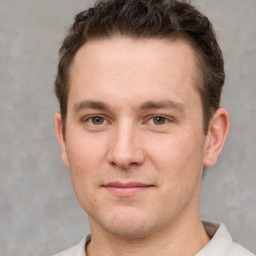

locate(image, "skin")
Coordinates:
55 37 229 256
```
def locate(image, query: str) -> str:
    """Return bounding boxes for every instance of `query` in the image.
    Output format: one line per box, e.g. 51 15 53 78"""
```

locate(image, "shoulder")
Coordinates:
53 246 76 256
228 242 255 256
52 235 89 256
198 221 255 256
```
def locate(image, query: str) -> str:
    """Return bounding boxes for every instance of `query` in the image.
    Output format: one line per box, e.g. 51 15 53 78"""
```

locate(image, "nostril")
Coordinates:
107 127 145 168
107 148 145 169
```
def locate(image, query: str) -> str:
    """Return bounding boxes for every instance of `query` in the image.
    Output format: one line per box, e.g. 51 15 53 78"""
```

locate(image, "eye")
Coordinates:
150 116 168 125
88 116 106 125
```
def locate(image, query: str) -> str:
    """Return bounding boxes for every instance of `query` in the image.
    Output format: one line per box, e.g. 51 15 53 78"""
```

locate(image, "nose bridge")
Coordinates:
108 118 144 168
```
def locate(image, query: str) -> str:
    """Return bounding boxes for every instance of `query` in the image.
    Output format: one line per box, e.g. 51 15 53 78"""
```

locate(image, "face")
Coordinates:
56 37 215 238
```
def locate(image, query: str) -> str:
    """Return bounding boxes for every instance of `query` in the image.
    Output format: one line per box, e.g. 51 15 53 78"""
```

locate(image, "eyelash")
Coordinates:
83 115 109 126
146 115 174 126
82 115 174 126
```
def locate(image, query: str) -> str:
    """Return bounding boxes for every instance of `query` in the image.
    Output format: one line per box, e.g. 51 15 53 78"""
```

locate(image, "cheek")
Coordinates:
65 133 106 198
148 133 204 211
67 150 101 212
66 130 107 168
147 131 204 181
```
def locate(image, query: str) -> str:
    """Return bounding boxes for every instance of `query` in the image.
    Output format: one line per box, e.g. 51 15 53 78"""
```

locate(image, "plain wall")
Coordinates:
0 0 255 255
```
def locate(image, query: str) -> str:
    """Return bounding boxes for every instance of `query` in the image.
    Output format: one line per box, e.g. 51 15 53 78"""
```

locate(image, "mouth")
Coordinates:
102 182 154 197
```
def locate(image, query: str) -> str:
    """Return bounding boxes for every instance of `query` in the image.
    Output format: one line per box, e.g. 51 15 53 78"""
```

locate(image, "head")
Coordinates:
54 0 229 241
55 0 225 135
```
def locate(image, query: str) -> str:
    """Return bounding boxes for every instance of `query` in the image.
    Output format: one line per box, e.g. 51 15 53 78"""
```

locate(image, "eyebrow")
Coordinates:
72 99 185 113
73 100 110 112
140 100 185 113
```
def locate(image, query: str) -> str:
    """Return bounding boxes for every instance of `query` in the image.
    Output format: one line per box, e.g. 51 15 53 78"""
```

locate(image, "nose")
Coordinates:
107 122 145 169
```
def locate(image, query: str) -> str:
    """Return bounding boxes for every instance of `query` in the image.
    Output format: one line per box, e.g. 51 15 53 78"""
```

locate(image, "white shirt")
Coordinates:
53 221 255 256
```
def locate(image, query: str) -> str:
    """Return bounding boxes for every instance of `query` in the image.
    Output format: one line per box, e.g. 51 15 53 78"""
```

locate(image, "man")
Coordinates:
53 0 254 255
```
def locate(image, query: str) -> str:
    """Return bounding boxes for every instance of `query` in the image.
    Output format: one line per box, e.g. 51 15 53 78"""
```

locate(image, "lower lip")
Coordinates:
103 186 152 197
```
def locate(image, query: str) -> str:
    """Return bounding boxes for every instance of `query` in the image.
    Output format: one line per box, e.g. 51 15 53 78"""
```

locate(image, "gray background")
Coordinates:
0 0 255 255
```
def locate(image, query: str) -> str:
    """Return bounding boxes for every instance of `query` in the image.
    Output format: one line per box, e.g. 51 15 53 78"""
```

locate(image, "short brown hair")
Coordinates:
55 0 224 134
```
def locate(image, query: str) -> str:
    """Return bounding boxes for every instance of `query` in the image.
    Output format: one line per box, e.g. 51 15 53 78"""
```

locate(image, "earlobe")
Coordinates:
203 108 230 167
55 113 70 167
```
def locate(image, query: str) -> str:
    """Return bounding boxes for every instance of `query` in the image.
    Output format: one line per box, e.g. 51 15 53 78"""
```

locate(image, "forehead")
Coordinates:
68 37 200 109
71 37 199 77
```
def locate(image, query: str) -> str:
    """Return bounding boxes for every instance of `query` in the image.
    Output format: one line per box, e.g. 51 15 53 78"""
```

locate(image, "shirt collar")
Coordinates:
195 220 233 256
79 221 232 256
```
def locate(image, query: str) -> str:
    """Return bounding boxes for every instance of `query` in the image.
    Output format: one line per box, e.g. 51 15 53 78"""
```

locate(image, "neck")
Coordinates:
86 216 210 256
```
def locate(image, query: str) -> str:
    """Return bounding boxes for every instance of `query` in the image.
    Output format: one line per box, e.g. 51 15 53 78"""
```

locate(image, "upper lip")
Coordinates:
102 182 153 188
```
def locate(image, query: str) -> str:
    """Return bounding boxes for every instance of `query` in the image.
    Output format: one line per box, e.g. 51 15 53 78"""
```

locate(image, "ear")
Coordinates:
55 113 70 167
203 108 230 167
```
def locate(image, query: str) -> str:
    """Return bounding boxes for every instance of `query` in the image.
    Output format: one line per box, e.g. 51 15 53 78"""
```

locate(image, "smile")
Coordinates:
102 182 153 197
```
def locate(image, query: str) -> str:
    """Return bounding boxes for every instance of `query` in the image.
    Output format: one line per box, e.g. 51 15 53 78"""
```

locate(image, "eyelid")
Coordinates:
82 114 109 125
146 115 175 125
81 114 176 126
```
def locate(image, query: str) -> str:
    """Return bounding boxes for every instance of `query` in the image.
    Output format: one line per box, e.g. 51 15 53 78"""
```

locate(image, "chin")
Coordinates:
103 221 154 239
94 207 162 239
